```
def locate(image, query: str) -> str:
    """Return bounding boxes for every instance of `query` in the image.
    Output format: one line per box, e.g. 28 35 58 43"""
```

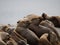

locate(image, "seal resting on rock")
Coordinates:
42 13 60 27
16 18 40 45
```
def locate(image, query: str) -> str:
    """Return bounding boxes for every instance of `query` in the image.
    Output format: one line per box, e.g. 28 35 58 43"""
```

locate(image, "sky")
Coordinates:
0 0 60 24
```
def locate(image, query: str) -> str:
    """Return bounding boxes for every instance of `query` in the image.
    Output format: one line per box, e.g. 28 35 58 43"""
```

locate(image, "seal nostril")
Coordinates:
17 21 20 23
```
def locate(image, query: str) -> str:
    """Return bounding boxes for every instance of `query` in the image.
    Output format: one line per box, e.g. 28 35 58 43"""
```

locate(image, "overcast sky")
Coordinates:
0 0 60 24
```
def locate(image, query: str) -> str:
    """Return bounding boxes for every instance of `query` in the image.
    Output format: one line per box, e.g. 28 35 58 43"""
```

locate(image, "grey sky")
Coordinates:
0 0 60 24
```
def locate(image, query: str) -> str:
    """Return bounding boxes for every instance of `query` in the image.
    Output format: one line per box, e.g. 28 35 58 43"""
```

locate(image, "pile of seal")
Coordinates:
0 13 60 45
